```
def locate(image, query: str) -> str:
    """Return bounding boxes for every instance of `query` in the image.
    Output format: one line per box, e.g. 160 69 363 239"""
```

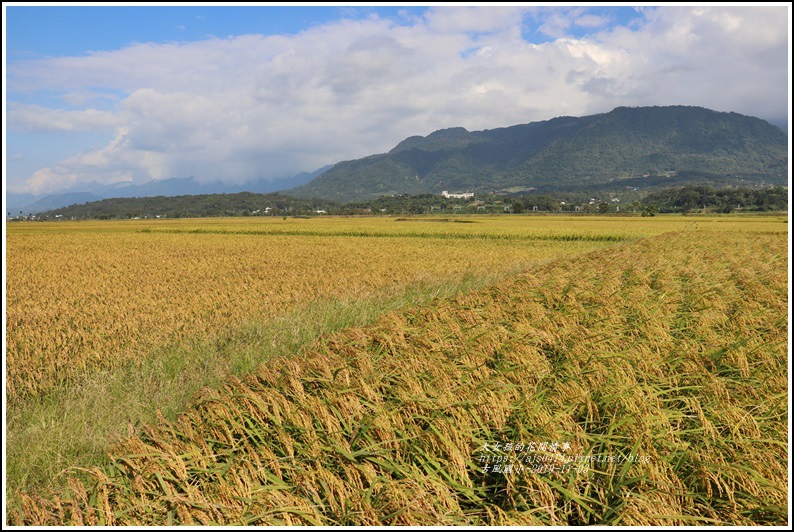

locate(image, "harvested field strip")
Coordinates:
138 228 629 242
11 230 788 526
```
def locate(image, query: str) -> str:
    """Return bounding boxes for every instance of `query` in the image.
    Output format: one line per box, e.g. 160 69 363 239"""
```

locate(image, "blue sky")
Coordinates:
3 3 790 196
5 5 644 57
6 6 428 58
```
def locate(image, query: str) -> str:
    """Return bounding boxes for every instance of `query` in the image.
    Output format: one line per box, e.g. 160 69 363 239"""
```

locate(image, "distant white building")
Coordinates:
441 190 474 199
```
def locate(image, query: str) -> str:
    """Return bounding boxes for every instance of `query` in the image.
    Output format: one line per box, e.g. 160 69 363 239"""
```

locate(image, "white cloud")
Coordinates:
62 89 121 107
6 6 789 194
8 103 120 132
574 14 611 29
422 6 527 34
26 167 83 195
578 6 790 118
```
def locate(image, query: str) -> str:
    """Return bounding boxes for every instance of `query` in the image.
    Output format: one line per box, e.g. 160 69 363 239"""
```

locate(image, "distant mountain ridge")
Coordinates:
10 106 787 213
288 106 788 202
9 192 104 215
7 166 332 214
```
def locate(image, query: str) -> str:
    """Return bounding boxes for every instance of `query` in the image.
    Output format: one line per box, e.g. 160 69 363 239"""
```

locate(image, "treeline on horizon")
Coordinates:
13 185 788 221
639 185 788 213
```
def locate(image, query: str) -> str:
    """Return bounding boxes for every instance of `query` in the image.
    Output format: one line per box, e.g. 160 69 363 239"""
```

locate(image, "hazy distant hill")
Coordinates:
10 192 103 215
287 106 788 202
35 192 342 220
7 166 332 215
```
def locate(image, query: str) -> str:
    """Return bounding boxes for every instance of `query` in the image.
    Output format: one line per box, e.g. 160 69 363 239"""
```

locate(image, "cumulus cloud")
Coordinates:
8 103 120 132
423 5 527 34
6 5 789 194
581 6 789 118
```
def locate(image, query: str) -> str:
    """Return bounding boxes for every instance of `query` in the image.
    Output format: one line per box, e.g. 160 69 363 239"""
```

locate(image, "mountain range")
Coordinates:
287 106 788 202
8 105 788 213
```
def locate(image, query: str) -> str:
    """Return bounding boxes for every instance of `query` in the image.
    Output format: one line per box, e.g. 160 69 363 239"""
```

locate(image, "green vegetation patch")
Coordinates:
393 217 479 223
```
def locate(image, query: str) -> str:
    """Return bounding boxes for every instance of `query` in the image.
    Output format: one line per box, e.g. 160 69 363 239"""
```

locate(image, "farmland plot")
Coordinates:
5 214 788 524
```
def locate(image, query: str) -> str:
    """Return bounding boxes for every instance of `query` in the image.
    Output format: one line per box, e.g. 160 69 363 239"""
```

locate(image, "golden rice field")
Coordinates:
5 214 789 525
7 214 682 400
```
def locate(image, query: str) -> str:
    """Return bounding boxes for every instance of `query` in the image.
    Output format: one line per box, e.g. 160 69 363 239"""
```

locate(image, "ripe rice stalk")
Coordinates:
7 220 787 525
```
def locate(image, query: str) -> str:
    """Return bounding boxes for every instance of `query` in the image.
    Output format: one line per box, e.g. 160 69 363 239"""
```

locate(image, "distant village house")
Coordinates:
441 190 474 199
